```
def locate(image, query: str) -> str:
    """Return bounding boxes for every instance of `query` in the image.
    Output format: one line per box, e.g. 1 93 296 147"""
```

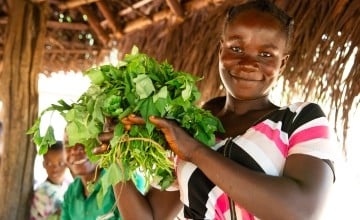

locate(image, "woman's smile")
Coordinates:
71 157 88 165
229 71 262 81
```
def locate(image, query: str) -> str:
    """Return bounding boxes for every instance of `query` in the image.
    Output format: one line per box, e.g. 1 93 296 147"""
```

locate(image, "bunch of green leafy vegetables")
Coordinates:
27 46 224 191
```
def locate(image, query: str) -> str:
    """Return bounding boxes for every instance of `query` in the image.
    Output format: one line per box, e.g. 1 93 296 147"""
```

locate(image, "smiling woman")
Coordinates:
33 72 90 187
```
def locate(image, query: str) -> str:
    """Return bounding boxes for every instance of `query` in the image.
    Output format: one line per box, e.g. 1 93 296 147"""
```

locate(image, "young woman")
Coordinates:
61 134 122 220
100 1 336 219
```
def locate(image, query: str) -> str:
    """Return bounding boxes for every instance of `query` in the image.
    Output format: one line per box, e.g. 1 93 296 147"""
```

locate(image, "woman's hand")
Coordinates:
146 115 205 161
94 114 206 161
93 115 147 154
93 117 118 154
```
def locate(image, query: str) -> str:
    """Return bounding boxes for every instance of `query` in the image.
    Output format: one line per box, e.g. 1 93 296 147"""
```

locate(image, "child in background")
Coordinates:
30 141 72 220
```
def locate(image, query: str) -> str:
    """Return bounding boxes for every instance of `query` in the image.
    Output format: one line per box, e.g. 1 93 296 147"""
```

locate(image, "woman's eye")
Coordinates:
259 52 272 57
231 47 243 53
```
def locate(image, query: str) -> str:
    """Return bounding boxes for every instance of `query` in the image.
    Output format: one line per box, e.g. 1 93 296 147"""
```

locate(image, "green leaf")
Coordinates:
133 74 155 99
181 81 193 101
26 118 40 134
131 45 139 55
38 126 56 154
85 68 105 85
153 86 168 101
138 97 160 132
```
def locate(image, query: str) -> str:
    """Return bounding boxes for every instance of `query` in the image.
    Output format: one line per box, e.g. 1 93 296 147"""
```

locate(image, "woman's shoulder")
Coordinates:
282 101 323 112
64 177 82 195
201 96 225 115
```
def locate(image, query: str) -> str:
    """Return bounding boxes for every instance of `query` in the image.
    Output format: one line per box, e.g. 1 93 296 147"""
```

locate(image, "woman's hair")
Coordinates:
224 0 294 50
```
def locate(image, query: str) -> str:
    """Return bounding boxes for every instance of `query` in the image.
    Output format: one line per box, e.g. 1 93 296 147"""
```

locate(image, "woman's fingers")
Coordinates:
99 131 114 142
92 143 109 154
124 114 146 124
104 117 118 132
149 116 174 131
121 114 146 130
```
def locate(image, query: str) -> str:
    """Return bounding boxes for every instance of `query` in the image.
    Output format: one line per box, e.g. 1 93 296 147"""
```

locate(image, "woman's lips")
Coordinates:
229 71 261 81
72 158 88 165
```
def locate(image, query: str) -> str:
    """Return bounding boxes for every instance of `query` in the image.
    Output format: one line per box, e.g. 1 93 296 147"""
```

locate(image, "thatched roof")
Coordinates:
0 0 359 150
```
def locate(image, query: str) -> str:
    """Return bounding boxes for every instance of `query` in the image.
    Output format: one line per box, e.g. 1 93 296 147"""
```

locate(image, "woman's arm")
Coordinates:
192 146 333 220
146 115 334 220
98 117 182 220
113 180 181 220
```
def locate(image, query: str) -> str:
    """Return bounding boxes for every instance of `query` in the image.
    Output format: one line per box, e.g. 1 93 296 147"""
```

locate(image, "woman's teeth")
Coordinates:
73 158 87 165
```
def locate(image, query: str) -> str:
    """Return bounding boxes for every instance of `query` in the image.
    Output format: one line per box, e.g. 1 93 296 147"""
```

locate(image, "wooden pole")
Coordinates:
0 0 47 219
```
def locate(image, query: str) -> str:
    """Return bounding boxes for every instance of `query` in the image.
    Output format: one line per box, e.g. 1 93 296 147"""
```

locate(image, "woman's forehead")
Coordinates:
227 9 283 30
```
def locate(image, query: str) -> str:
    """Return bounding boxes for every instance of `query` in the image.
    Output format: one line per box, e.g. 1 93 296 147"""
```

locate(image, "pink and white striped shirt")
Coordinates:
175 102 336 220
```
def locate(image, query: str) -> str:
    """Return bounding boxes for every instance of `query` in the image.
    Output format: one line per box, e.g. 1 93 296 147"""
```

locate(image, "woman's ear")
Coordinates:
280 54 290 73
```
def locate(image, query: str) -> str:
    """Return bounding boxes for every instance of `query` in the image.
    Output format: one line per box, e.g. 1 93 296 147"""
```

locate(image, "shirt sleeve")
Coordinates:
287 103 338 177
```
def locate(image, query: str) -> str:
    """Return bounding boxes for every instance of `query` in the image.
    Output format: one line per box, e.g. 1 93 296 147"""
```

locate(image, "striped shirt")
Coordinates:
175 102 336 220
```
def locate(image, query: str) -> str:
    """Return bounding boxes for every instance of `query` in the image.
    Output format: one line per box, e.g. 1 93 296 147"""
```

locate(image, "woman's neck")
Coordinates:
81 169 100 196
220 94 276 116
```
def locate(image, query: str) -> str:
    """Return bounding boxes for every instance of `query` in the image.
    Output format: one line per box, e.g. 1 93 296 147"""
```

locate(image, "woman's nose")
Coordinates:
237 55 259 71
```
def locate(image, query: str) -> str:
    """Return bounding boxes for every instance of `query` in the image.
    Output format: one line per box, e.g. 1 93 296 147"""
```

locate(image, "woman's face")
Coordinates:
219 9 289 100
63 136 97 176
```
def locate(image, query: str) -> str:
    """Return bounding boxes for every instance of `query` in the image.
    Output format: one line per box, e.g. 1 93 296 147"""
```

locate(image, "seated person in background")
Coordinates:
30 141 71 220
61 133 146 220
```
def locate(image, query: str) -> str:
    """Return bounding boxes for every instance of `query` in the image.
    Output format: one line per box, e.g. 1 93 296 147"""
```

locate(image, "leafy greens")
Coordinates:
27 46 224 191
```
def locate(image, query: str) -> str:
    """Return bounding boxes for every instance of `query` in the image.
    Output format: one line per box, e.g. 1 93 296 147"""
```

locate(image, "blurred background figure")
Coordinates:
30 140 72 220
60 133 122 220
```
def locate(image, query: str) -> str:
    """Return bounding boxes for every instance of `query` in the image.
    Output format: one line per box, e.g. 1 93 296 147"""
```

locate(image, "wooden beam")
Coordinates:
47 20 89 30
124 0 218 33
47 36 65 49
165 0 184 18
58 0 99 10
118 0 153 16
96 1 122 38
79 5 109 46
